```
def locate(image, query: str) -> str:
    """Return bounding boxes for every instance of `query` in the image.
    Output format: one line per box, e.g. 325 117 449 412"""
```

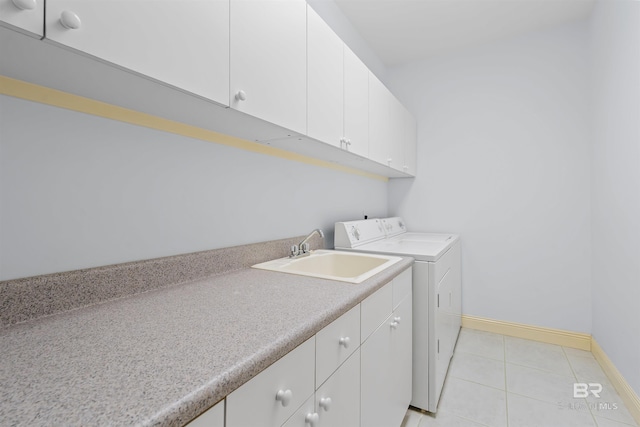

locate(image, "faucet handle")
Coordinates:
290 245 299 257
301 243 310 253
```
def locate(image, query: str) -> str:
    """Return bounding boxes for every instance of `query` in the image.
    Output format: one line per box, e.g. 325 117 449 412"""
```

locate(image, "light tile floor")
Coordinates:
401 328 639 427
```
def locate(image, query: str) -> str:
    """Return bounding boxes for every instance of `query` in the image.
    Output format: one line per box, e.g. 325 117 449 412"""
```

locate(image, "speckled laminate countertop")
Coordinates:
0 258 413 426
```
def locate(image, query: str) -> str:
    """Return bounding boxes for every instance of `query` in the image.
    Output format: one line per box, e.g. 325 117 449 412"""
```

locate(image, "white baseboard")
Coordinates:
461 315 640 425
461 314 591 350
591 338 640 425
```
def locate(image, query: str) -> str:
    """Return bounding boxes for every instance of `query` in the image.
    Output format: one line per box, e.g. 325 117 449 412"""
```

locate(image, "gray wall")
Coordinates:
590 0 640 397
0 95 387 280
386 21 593 333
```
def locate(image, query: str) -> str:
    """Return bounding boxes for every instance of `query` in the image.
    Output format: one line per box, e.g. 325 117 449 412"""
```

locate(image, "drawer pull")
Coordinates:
60 10 81 30
319 397 332 412
305 412 319 426
12 0 36 10
275 389 293 407
338 336 351 349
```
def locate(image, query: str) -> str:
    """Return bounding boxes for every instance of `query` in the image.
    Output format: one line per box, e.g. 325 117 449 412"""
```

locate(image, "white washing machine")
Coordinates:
335 217 461 413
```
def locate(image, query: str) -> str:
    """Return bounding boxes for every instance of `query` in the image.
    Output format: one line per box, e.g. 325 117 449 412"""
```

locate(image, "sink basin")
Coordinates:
252 250 402 283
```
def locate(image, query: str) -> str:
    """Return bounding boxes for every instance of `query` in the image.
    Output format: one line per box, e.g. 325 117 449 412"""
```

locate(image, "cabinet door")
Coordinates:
390 296 412 420
45 0 229 105
361 313 394 427
307 5 343 148
315 304 360 386
230 0 306 134
281 394 317 427
226 337 315 427
187 399 224 427
0 0 43 37
368 72 393 168
388 95 406 172
343 45 368 157
316 349 360 427
402 105 417 176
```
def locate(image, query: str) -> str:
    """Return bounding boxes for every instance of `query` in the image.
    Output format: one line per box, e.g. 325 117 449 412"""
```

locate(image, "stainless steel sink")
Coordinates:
252 250 402 283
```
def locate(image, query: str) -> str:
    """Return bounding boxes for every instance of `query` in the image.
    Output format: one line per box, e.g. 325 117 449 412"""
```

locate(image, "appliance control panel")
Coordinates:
334 219 386 248
382 217 407 237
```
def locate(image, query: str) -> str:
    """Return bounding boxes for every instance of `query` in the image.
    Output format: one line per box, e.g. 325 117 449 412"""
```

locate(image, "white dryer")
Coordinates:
335 217 461 413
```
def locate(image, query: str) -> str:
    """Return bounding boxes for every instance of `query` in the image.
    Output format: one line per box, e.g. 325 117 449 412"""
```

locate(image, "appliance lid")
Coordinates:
349 238 454 261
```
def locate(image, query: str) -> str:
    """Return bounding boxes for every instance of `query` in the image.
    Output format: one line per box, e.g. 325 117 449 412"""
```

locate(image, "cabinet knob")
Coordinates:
11 0 36 10
390 321 398 329
275 389 293 407
387 158 393 166
235 90 247 101
339 336 351 349
305 412 319 426
394 316 401 324
60 10 81 30
319 397 332 411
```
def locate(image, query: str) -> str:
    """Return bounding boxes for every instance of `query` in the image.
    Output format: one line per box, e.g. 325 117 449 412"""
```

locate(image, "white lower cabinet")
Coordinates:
361 274 413 427
315 348 360 427
222 267 412 427
226 337 315 427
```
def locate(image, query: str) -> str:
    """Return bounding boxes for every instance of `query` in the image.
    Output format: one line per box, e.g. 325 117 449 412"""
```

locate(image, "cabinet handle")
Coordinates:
275 389 293 407
339 336 351 349
319 397 332 412
235 90 247 101
60 10 81 30
393 316 401 324
390 321 398 329
305 412 319 426
11 0 36 11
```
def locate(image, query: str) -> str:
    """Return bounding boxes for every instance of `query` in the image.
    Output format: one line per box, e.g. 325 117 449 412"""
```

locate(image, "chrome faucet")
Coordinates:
290 229 325 258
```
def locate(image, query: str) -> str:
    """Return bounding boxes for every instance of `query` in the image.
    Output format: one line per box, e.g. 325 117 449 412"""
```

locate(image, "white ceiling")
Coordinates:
333 0 596 67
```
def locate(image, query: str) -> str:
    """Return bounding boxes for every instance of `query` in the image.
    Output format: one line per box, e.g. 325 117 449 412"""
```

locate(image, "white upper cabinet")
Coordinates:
368 72 394 168
307 7 370 159
0 0 44 38
369 71 416 174
389 95 406 172
343 45 369 158
44 0 229 105
402 104 417 176
230 0 307 135
307 5 343 148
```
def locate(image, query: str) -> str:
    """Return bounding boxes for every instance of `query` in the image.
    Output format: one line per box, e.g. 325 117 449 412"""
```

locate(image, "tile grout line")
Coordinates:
448 374 506 392
504 359 579 379
563 345 600 427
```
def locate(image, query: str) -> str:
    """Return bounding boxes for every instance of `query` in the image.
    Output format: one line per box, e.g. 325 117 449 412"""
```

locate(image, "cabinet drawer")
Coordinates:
226 337 315 427
316 304 360 386
361 282 392 343
315 348 360 427
392 268 412 309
